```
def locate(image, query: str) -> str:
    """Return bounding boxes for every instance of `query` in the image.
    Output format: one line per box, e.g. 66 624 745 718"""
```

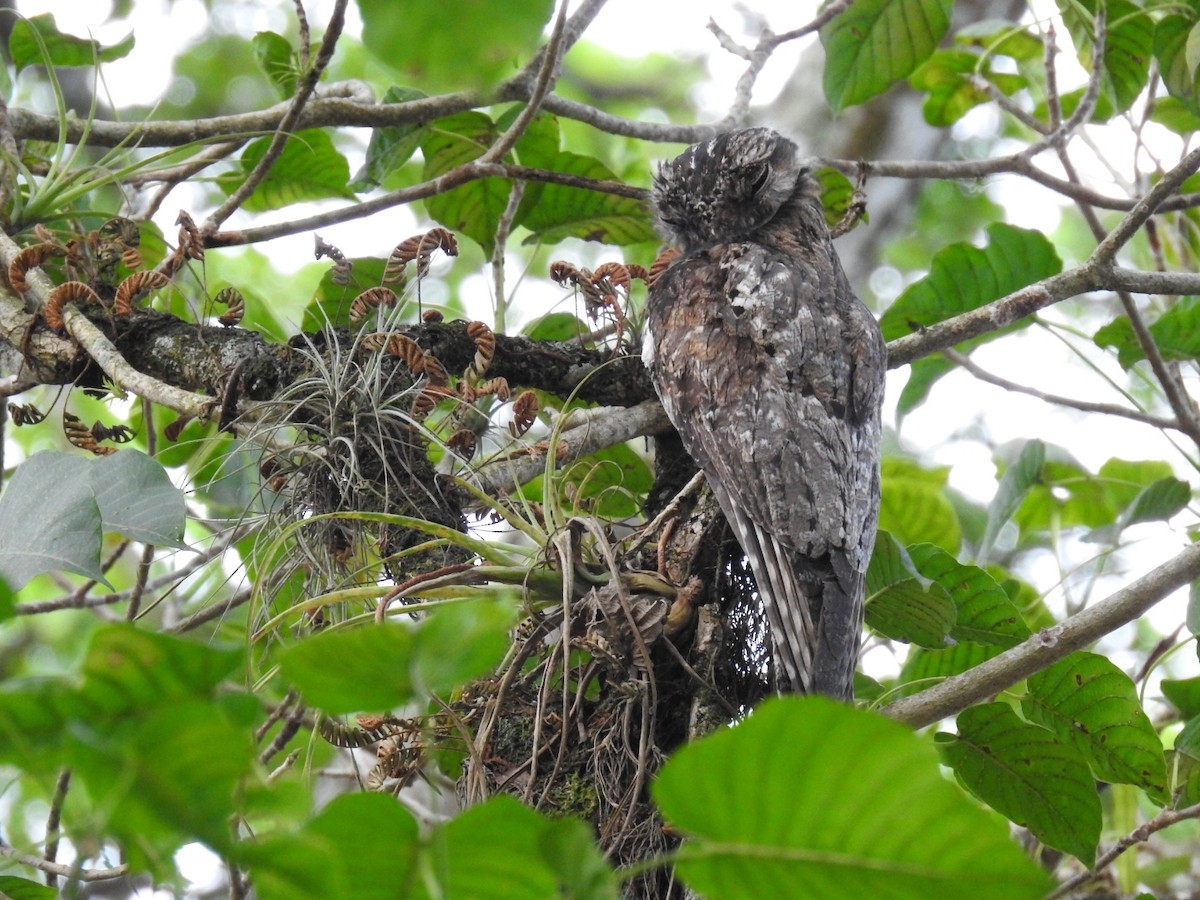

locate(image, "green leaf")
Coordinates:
1024 653 1169 804
821 0 953 112
359 0 555 90
303 256 391 331
864 533 956 648
954 20 1044 61
979 439 1044 563
910 50 1022 127
219 129 355 212
1162 677 1200 719
1061 0 1153 117
422 111 511 255
422 796 568 899
252 31 298 98
518 151 655 247
812 166 867 229
877 457 961 552
10 13 134 71
907 544 1030 648
1094 297 1200 369
242 793 421 900
938 703 1102 865
353 86 430 190
898 641 1002 697
523 312 588 342
1170 716 1200 805
1155 15 1200 116
90 450 189 549
279 600 513 713
538 816 619 900
655 697 1050 899
0 450 107 588
0 876 57 899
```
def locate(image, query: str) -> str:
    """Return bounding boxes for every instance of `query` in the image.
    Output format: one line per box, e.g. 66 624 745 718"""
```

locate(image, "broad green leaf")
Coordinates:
1170 717 1200 805
655 697 1050 899
0 576 12 623
242 793 420 900
0 877 56 899
897 641 1002 697
252 31 298 98
421 796 567 899
303 257 391 331
90 450 188 549
359 0 555 90
980 439 1044 562
910 50 1023 126
1163 677 1200 719
523 312 588 342
954 19 1044 61
882 224 1061 413
1151 95 1200 134
353 86 430 190
907 543 1030 648
0 450 107 588
821 0 953 112
938 703 1101 866
219 129 355 212
279 600 513 713
10 13 134 71
1061 0 1153 117
812 167 867 229
1155 16 1200 116
1123 476 1191 527
422 111 511 255
877 457 961 552
1094 297 1200 369
1024 652 1169 803
517 152 656 247
538 816 619 900
864 533 956 648
523 443 654 520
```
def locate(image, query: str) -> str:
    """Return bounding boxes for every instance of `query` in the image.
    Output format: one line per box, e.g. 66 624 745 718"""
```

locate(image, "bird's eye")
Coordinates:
748 163 770 195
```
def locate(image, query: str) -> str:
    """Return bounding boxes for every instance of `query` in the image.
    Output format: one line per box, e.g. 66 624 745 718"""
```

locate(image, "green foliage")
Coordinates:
218 129 356 211
656 698 1051 898
1094 296 1200 369
9 13 134 72
821 0 953 112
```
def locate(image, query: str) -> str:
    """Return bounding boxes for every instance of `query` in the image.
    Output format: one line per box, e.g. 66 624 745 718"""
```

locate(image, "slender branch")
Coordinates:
204 0 348 230
43 768 71 888
882 541 1200 728
0 844 128 882
942 348 1181 431
1049 801 1200 898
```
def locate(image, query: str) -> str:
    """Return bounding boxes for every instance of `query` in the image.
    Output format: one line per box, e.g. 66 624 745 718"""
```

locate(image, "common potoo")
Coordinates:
644 128 885 700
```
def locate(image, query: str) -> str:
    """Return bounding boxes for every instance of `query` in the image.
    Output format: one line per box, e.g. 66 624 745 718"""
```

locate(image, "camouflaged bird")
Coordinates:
644 127 885 700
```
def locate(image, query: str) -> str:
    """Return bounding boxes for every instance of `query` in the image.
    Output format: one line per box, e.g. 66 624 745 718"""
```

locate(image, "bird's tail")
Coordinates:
731 507 863 700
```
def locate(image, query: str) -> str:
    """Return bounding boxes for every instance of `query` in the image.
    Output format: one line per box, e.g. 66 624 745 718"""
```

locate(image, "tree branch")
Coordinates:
882 541 1200 728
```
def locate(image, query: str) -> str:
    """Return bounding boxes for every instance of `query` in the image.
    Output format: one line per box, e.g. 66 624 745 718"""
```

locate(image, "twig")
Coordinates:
204 0 348 231
0 844 127 882
883 541 1200 728
1049 801 1200 898
942 347 1181 431
43 768 71 888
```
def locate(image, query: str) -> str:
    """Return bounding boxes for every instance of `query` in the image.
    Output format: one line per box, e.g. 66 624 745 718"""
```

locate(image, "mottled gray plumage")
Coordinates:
644 128 885 699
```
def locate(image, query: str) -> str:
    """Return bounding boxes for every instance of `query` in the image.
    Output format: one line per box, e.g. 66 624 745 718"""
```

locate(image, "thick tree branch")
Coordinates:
882 541 1200 728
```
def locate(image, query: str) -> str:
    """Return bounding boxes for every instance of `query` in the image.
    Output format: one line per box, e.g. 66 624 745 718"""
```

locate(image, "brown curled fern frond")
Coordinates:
9 402 48 426
114 271 171 316
362 331 426 373
317 714 405 748
63 412 116 456
385 227 459 282
8 242 65 294
509 389 538 438
348 286 398 326
175 210 204 261
43 281 101 330
447 428 478 460
590 261 634 293
422 309 444 324
645 247 682 287
411 384 455 420
213 286 245 327
163 413 195 442
474 376 511 401
91 421 136 444
314 234 353 285
465 320 495 379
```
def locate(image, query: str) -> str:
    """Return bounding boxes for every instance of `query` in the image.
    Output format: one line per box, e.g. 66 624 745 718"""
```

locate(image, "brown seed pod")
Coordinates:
214 286 245 327
10 402 47 426
447 428 477 460
63 412 116 456
384 227 458 281
114 270 170 316
348 286 398 325
509 390 538 438
43 281 101 330
9 242 65 294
